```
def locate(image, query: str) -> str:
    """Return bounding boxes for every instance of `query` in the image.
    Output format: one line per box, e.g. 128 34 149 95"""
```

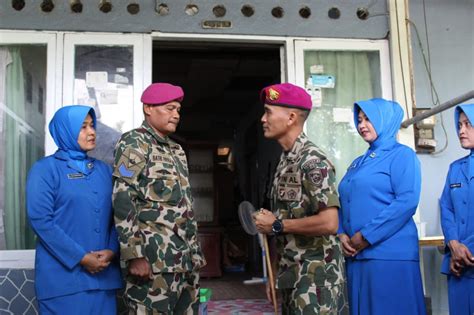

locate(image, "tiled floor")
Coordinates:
200 272 267 301
206 299 278 315
200 272 278 314
0 269 269 315
0 269 38 314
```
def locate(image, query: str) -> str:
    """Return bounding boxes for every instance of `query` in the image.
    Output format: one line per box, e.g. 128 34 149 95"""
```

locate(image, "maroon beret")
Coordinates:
141 83 184 105
260 83 312 111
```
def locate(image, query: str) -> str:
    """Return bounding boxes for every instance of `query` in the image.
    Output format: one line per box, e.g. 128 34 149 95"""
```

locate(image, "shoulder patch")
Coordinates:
127 148 146 166
302 157 330 187
301 158 321 172
118 163 135 178
307 168 323 186
113 148 146 181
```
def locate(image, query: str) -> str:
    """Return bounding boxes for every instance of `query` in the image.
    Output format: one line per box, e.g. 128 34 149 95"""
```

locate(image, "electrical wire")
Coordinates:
434 112 449 154
394 0 411 118
406 0 448 154
360 1 448 154
422 0 437 106
367 12 389 18
407 19 447 154
423 0 449 154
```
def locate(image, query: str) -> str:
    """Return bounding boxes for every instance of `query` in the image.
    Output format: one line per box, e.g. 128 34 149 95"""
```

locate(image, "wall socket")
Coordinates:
414 108 437 153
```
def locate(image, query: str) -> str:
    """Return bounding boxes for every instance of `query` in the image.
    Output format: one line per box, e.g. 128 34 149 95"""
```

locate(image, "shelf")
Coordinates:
188 147 217 225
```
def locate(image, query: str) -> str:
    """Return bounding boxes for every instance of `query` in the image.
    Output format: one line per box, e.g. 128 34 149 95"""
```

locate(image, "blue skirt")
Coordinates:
346 259 426 315
38 290 117 315
447 275 474 315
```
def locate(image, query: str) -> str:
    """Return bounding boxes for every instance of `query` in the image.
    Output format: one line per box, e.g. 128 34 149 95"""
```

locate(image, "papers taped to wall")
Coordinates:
306 86 322 107
309 64 324 74
332 107 352 123
86 71 108 89
310 74 335 89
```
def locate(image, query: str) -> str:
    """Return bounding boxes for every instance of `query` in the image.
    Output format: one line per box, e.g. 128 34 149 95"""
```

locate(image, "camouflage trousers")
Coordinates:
125 272 200 315
281 283 349 315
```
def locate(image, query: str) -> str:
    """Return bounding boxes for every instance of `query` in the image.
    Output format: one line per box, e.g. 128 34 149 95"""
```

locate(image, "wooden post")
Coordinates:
263 235 278 314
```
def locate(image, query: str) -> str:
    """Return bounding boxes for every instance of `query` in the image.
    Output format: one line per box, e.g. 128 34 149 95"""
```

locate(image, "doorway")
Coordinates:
152 41 281 289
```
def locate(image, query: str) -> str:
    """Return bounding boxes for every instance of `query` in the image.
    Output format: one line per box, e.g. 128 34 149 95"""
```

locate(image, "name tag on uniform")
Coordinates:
450 183 462 188
151 155 173 163
67 173 85 179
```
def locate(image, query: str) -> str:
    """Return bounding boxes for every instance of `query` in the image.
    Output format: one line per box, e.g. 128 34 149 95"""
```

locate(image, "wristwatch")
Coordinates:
272 219 284 235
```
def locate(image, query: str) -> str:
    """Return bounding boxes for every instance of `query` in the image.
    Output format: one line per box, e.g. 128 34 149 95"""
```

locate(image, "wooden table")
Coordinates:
419 236 444 247
418 235 445 296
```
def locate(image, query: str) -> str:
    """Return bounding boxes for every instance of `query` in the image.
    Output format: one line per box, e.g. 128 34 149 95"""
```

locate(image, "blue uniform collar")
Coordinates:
459 153 474 180
368 137 397 151
54 149 95 174
350 140 398 168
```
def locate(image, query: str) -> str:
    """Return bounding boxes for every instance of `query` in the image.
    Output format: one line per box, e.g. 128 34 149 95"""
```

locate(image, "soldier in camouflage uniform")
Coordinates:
113 83 206 314
254 83 348 314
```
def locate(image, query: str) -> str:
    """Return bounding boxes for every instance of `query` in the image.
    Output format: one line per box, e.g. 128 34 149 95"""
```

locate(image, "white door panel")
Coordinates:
63 33 149 164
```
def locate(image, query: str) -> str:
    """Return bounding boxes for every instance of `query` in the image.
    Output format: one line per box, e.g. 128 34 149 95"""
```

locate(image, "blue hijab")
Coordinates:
354 98 404 150
455 103 474 176
49 105 96 164
454 103 474 136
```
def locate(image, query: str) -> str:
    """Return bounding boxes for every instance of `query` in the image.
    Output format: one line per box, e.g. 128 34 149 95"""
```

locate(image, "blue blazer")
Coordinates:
26 150 123 300
338 142 421 261
440 155 474 278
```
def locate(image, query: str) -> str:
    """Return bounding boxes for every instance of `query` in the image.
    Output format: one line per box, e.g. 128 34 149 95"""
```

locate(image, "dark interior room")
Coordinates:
152 41 282 285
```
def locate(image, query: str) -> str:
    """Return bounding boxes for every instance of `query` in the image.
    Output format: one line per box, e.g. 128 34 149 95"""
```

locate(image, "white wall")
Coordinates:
0 0 389 38
410 0 474 314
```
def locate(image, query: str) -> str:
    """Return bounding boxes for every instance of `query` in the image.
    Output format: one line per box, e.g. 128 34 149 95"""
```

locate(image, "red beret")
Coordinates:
260 83 312 111
141 83 184 105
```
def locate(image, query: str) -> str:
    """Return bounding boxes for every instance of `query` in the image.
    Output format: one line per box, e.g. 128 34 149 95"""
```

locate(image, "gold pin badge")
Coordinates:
268 88 280 101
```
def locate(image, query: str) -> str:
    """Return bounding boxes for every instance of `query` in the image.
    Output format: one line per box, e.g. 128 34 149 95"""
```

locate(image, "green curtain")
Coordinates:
4 47 36 249
304 51 380 184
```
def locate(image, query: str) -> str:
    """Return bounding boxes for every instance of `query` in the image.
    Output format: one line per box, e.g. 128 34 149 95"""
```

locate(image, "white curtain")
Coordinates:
303 50 381 184
3 47 37 249
0 47 13 249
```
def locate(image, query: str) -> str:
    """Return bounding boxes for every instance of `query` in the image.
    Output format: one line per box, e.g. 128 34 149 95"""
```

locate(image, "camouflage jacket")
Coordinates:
112 121 206 273
271 132 345 289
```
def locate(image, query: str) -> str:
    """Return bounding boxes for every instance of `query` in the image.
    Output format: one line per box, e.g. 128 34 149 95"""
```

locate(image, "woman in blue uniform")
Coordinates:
338 98 426 314
440 104 474 315
26 105 122 314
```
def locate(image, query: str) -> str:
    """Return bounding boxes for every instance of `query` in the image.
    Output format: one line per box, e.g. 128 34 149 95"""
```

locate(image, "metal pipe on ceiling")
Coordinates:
401 90 474 128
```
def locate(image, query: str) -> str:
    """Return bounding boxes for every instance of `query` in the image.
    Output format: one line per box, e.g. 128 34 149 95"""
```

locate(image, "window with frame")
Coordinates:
0 44 47 250
295 40 391 184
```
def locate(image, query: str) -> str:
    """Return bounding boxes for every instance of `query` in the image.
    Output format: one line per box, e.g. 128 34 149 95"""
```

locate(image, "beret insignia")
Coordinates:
268 88 280 101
